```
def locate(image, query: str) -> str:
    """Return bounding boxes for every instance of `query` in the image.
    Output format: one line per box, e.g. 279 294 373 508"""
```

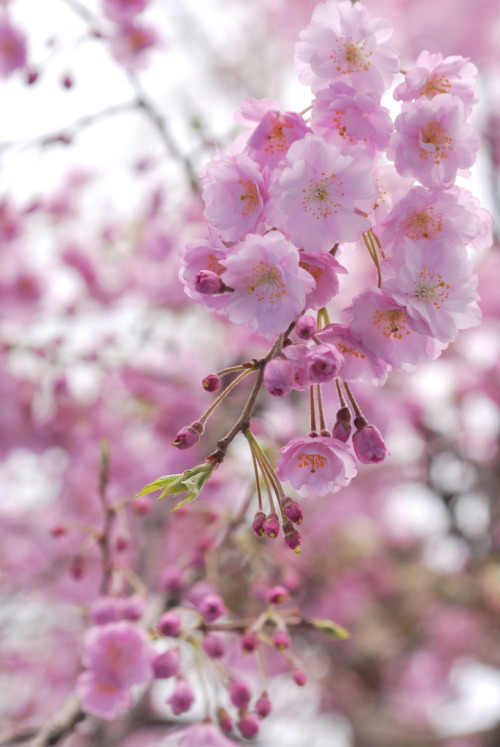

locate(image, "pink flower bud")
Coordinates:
252 511 266 537
273 631 291 650
160 567 184 595
255 692 272 718
198 593 227 622
264 511 280 539
202 632 225 658
115 536 128 552
132 498 151 515
353 425 389 464
267 585 289 605
120 596 145 621
237 713 260 739
241 631 259 653
70 556 84 580
158 612 182 637
89 596 121 625
293 669 307 686
264 358 294 397
295 314 317 340
283 523 302 553
218 707 233 732
304 343 344 383
172 421 204 450
195 270 223 294
168 679 195 715
229 679 251 710
282 497 303 525
333 405 352 442
51 524 67 537
202 373 221 392
153 648 180 678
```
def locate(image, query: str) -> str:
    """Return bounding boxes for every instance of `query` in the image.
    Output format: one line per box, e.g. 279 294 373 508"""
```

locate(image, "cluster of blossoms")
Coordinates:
103 0 159 70
173 0 491 550
74 583 330 740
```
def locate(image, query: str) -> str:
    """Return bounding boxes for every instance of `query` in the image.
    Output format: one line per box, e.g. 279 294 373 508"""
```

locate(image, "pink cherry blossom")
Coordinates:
379 185 493 253
179 229 229 311
298 250 346 310
295 0 399 95
268 134 376 252
81 621 153 689
236 98 310 169
109 20 159 71
347 287 442 371
276 434 357 496
353 424 389 464
381 238 480 343
102 0 149 22
312 82 393 156
76 671 132 721
264 358 295 396
389 94 480 188
202 150 268 242
220 231 314 339
303 342 344 383
0 18 26 76
316 323 388 384
394 51 478 115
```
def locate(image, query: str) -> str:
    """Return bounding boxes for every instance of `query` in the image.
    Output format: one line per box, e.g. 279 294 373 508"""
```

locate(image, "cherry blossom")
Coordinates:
276 434 357 496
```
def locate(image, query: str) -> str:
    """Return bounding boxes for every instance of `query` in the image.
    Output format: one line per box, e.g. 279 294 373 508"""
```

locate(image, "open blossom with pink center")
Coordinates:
379 185 493 253
394 51 478 115
81 621 153 689
76 671 132 721
220 232 314 339
235 98 310 169
179 228 228 311
316 323 388 384
295 0 399 95
103 0 149 22
109 20 159 70
312 82 393 157
202 150 268 242
0 19 26 76
389 94 480 188
268 134 376 253
347 287 442 371
299 251 346 310
381 238 480 343
276 434 357 496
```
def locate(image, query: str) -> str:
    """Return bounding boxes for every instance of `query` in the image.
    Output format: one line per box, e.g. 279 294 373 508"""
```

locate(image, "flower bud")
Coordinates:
267 585 290 605
304 343 344 384
241 631 259 653
168 679 195 715
153 648 180 678
217 707 233 732
198 593 227 622
283 521 301 553
202 373 221 392
229 679 251 710
202 632 225 658
252 510 266 537
264 358 294 397
115 536 128 552
158 611 182 637
264 511 280 539
293 669 307 686
273 630 291 650
255 692 272 718
51 524 67 537
282 497 303 525
353 424 389 464
332 406 352 443
237 713 260 739
295 314 317 340
172 421 204 450
194 270 222 295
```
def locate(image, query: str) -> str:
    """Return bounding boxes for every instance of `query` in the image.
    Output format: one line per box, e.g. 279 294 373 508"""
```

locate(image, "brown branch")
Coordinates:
28 694 84 747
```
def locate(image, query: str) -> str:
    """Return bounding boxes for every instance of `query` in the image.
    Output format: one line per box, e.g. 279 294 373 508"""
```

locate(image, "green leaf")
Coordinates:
136 474 183 497
306 617 350 640
137 462 216 510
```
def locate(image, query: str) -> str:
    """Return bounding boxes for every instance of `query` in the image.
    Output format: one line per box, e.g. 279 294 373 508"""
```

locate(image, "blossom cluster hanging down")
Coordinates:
146 0 491 551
